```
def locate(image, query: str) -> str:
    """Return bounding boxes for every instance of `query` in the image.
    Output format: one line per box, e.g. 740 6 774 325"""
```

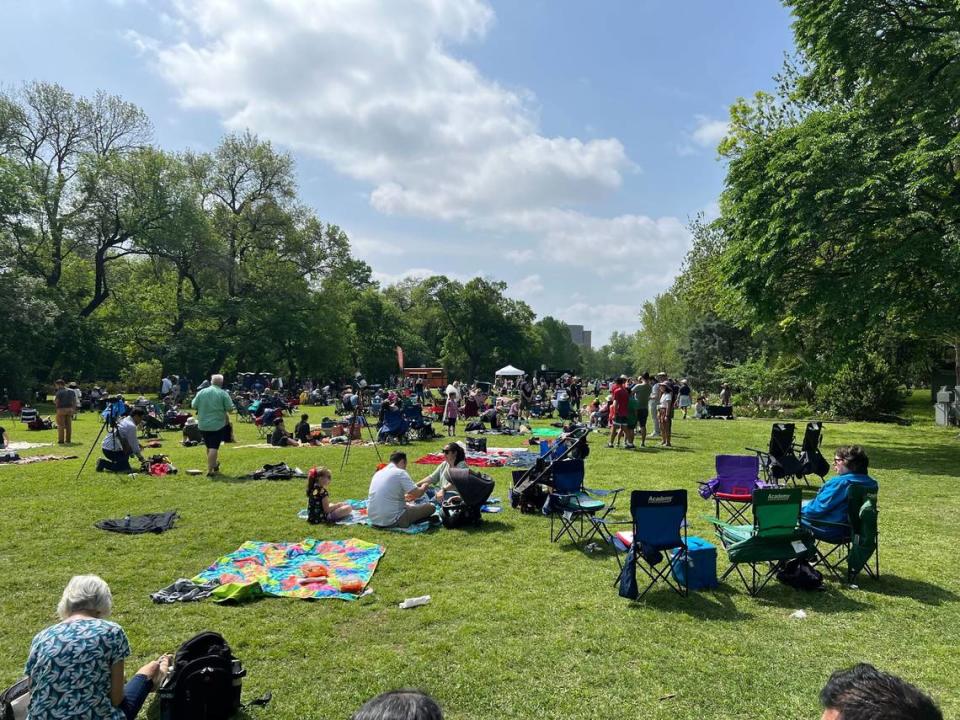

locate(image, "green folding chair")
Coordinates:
705 487 814 596
808 485 879 583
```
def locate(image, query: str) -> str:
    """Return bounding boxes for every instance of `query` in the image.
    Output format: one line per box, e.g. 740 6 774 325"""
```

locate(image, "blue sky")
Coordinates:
0 0 795 343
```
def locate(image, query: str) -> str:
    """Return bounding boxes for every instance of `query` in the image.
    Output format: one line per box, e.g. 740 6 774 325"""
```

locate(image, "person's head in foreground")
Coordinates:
211 373 224 387
820 663 942 720
352 690 443 720
58 574 113 619
833 445 868 475
389 451 407 469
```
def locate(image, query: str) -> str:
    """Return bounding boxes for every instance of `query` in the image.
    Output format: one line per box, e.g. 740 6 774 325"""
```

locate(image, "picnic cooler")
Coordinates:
671 536 718 591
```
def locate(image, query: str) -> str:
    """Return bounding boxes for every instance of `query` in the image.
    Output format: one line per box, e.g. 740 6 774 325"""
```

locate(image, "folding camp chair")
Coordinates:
698 454 764 524
545 458 622 546
18 405 38 425
807 485 879 583
747 423 806 487
5 399 23 419
705 487 814 596
613 490 689 599
378 408 409 444
797 422 829 484
234 401 253 424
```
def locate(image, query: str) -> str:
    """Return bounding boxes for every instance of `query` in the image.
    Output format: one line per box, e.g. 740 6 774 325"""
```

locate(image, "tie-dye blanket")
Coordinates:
192 538 385 600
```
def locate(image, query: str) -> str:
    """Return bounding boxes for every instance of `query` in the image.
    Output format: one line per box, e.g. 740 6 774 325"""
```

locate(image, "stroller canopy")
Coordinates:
495 365 525 377
447 468 495 507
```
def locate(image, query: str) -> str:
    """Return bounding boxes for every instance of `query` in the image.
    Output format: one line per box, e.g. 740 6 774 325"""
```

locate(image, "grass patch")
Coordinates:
0 390 957 719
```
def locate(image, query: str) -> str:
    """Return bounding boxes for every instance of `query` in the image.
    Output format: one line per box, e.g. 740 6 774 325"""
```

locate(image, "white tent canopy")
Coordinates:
495 365 525 377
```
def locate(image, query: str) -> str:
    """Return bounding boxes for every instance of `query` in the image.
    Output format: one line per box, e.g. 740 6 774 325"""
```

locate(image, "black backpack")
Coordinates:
159 631 246 720
0 676 29 720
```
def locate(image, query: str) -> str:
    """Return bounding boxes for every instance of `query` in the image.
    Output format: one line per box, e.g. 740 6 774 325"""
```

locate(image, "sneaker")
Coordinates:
624 443 635 449
95 459 107 473
606 442 613 448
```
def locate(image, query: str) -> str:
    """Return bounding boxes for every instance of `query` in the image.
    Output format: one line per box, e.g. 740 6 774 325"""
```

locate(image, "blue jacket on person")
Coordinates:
801 472 878 541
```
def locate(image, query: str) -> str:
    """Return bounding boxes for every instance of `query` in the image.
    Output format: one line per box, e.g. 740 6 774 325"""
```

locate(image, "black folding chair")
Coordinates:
747 423 805 487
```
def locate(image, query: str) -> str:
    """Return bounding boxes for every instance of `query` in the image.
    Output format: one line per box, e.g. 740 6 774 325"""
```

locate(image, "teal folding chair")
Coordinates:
807 485 879 583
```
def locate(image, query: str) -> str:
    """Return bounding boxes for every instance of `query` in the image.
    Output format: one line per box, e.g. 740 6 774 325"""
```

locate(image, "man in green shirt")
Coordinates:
191 374 235 476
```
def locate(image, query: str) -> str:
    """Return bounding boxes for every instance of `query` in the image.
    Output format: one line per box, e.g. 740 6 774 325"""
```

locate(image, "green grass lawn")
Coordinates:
1 391 958 719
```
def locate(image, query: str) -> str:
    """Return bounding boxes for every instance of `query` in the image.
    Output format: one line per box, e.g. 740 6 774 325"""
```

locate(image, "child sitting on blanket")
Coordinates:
294 413 312 444
306 466 353 524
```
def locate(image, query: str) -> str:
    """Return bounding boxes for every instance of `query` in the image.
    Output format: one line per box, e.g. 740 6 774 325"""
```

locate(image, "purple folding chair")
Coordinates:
698 454 763 524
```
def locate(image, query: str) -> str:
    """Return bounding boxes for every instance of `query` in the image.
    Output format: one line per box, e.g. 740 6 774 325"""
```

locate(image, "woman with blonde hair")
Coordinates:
24 575 169 719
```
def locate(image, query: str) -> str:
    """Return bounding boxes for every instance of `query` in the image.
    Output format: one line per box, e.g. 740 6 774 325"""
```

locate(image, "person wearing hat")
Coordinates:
54 379 77 445
649 372 667 438
97 407 146 472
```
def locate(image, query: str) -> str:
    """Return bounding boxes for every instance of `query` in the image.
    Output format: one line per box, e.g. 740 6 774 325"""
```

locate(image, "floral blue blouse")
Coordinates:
25 618 130 719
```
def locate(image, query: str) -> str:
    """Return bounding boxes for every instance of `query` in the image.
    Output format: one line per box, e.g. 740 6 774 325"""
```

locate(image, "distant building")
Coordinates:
567 324 592 351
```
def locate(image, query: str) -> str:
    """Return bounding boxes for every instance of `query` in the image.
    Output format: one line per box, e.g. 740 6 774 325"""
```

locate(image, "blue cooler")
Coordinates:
671 536 718 591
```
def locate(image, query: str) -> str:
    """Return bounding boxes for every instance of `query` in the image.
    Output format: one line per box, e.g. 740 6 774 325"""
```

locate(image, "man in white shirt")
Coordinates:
160 375 172 398
97 407 146 472
367 452 436 528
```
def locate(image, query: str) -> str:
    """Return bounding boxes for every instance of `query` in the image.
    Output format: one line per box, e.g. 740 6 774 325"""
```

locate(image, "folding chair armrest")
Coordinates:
804 518 850 531
590 517 630 527
701 515 743 533
584 486 623 497
745 447 767 456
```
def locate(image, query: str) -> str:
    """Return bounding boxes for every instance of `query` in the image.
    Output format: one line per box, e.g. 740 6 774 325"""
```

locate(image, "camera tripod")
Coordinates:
340 392 382 472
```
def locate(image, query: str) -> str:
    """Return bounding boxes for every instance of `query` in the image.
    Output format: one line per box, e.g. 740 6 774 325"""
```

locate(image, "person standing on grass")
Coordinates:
677 378 692 419
719 382 732 406
607 376 630 449
54 379 77 445
631 373 652 447
442 391 459 437
657 376 674 447
649 372 666 438
191 373 235 477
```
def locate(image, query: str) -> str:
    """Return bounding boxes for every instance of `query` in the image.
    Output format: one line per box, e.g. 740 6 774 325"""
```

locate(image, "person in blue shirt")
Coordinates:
801 445 878 541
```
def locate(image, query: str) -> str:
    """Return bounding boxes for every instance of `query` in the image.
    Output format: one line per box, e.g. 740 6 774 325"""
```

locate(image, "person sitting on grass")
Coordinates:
294 413 312 444
270 415 300 447
819 663 942 720
306 466 353 524
367 451 436 529
25 575 171 720
421 442 468 502
0 424 8 450
353 689 443 720
801 445 878 541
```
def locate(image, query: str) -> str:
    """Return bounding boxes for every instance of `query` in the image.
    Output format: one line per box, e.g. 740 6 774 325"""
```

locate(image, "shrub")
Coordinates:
121 360 163 394
814 353 908 420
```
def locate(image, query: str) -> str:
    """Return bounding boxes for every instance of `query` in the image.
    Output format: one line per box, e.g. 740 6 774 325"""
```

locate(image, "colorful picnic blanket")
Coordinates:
192 538 384 601
415 445 540 468
297 499 437 534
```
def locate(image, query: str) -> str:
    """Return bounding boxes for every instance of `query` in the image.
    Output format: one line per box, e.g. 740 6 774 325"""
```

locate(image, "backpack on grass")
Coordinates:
159 631 245 720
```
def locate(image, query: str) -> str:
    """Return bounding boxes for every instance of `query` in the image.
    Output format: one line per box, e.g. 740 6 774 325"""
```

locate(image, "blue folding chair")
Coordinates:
615 490 689 599
545 459 622 545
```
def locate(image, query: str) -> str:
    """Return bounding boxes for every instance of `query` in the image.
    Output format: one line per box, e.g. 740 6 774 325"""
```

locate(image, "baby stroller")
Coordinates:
441 468 495 528
402 405 437 441
378 407 410 444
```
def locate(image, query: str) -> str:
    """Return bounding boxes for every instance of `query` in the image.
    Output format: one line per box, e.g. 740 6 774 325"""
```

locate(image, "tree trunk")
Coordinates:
78 247 109 317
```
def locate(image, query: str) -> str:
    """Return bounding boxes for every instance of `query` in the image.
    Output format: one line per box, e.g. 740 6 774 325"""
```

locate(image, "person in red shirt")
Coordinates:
607 376 631 449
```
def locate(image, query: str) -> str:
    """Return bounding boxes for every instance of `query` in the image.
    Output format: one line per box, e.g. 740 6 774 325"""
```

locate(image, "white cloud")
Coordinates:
506 248 534 263
689 114 729 149
512 274 543 297
144 0 632 223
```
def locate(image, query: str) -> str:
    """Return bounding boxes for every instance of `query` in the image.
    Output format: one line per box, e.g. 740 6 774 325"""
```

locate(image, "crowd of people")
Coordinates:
17 572 944 719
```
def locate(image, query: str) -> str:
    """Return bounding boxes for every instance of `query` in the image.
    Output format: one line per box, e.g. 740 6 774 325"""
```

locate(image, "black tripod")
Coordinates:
340 393 382 472
76 413 117 481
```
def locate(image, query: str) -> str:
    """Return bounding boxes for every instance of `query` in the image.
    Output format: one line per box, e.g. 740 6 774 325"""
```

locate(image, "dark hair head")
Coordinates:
820 663 941 720
835 445 869 474
130 407 144 417
301 413 309 420
352 690 443 720
389 451 407 465
442 442 465 465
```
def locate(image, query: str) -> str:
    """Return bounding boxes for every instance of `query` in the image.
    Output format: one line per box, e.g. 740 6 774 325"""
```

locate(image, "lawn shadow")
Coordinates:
746 584 872 614
459 519 516 534
854 574 959 606
633 585 754 621
868 442 960 478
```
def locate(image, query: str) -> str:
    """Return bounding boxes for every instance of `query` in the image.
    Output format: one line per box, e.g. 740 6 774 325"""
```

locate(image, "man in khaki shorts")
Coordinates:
54 379 77 444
